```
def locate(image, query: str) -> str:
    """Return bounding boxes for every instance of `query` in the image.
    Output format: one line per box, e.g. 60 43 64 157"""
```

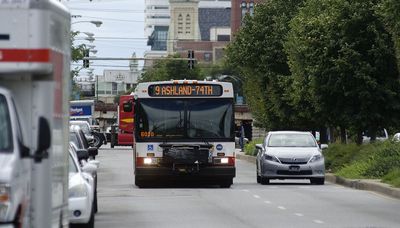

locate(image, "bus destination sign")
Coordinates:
148 84 223 97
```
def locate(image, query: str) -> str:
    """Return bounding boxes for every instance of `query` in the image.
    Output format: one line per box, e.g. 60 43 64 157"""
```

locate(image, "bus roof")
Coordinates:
135 80 234 99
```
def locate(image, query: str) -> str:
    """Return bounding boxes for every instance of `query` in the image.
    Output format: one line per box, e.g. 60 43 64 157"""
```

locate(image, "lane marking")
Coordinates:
242 189 249 192
277 206 286 210
253 194 260 199
313 220 324 224
264 200 271 204
294 213 304 217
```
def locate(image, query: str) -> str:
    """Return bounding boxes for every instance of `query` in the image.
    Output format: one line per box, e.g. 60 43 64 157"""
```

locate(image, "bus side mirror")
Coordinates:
34 117 51 163
123 102 132 112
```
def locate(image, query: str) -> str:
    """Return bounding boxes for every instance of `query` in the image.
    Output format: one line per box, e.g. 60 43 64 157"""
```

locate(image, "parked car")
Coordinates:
70 120 94 145
362 129 388 143
70 126 99 213
256 131 325 185
68 146 96 228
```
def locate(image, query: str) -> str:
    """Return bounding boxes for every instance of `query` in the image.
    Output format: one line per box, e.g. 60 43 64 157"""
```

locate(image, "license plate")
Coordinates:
289 166 300 171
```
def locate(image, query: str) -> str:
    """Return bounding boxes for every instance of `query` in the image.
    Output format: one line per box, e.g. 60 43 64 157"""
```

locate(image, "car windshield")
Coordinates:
136 98 234 141
69 153 79 174
72 123 90 135
70 132 83 149
0 95 13 152
268 134 317 147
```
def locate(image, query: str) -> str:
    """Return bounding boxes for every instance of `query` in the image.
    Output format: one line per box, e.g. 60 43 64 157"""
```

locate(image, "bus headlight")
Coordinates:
143 157 158 165
213 157 234 165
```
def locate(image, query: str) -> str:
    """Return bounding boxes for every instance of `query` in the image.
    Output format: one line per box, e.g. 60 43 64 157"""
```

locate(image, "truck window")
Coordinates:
0 95 13 152
11 99 24 143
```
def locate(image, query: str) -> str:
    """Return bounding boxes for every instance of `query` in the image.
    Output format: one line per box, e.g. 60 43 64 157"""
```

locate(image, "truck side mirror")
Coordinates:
34 117 51 163
123 102 132 112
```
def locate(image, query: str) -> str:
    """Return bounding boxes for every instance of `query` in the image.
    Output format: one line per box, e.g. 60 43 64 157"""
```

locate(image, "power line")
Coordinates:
80 15 144 23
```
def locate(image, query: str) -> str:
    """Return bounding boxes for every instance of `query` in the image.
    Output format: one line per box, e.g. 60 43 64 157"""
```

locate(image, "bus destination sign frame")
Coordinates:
148 84 223 97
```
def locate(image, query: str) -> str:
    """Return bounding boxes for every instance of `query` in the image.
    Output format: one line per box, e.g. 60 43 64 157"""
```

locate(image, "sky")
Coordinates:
63 0 149 76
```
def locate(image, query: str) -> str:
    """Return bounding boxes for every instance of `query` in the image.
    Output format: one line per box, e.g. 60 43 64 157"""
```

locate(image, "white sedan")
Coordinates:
68 149 96 228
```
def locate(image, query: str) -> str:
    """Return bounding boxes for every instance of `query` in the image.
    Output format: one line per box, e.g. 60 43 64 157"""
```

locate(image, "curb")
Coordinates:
236 152 400 200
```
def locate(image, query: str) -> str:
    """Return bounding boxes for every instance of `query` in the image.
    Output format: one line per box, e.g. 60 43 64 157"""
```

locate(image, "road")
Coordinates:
94 146 400 228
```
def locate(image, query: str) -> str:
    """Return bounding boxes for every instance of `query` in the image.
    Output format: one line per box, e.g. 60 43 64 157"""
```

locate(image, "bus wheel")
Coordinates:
220 178 233 188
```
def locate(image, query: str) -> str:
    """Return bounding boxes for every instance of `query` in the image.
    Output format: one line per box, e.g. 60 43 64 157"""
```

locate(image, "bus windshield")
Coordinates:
136 99 234 141
0 95 13 152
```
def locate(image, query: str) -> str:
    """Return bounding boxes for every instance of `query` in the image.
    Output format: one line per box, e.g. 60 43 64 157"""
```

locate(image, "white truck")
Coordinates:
0 0 70 227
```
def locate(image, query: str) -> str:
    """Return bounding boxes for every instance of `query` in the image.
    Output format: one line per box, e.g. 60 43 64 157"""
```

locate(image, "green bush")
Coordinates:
324 141 400 180
244 138 264 156
382 168 400 187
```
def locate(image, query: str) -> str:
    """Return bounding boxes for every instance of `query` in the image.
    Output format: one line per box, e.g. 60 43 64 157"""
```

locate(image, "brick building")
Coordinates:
231 0 263 37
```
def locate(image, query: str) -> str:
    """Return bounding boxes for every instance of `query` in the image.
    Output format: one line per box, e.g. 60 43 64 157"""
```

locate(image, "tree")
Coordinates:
140 55 202 82
225 0 308 130
377 0 400 68
285 0 400 144
70 31 88 100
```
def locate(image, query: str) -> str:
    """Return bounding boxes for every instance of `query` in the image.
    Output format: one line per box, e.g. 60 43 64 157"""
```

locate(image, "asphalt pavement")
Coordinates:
94 145 400 228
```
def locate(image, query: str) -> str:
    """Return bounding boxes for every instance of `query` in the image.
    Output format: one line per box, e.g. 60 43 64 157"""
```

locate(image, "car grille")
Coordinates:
277 170 313 175
279 157 309 165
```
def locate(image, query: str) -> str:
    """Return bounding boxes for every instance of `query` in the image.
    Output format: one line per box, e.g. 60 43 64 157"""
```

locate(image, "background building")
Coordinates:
144 0 170 67
168 0 231 63
231 0 262 37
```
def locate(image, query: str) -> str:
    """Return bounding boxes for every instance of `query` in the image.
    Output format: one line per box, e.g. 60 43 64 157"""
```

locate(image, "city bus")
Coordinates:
127 80 236 188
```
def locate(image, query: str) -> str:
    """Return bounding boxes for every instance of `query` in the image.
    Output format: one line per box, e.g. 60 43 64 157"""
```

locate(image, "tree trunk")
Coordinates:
319 127 328 144
340 126 347 144
356 130 363 145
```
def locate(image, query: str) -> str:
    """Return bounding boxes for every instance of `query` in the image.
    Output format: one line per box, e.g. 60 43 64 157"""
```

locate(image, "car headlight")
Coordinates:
309 154 323 163
265 154 281 163
69 185 88 198
0 184 10 221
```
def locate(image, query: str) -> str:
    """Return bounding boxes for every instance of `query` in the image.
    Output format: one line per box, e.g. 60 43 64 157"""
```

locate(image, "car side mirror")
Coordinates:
76 149 89 161
255 144 263 150
123 102 132 112
88 147 98 157
34 117 51 163
320 144 329 150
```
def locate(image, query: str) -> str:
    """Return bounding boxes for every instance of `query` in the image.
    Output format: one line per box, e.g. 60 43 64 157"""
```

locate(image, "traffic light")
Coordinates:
83 49 89 68
188 50 195 69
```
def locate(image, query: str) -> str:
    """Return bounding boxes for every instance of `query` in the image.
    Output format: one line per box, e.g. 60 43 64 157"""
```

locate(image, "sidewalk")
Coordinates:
235 151 400 200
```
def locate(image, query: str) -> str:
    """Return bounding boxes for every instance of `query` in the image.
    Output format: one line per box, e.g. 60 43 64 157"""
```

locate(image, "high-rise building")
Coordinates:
144 0 170 67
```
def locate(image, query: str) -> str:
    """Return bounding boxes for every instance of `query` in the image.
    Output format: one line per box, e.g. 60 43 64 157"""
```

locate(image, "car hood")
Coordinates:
265 147 320 160
0 153 16 182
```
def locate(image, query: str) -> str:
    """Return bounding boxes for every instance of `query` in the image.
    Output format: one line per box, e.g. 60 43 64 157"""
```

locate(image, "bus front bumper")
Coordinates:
135 166 235 179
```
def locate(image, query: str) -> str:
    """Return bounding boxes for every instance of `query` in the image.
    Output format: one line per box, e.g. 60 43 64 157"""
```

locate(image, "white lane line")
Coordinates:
313 220 324 224
242 189 249 192
264 200 271 204
277 206 286 210
294 213 304 217
253 194 260 199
